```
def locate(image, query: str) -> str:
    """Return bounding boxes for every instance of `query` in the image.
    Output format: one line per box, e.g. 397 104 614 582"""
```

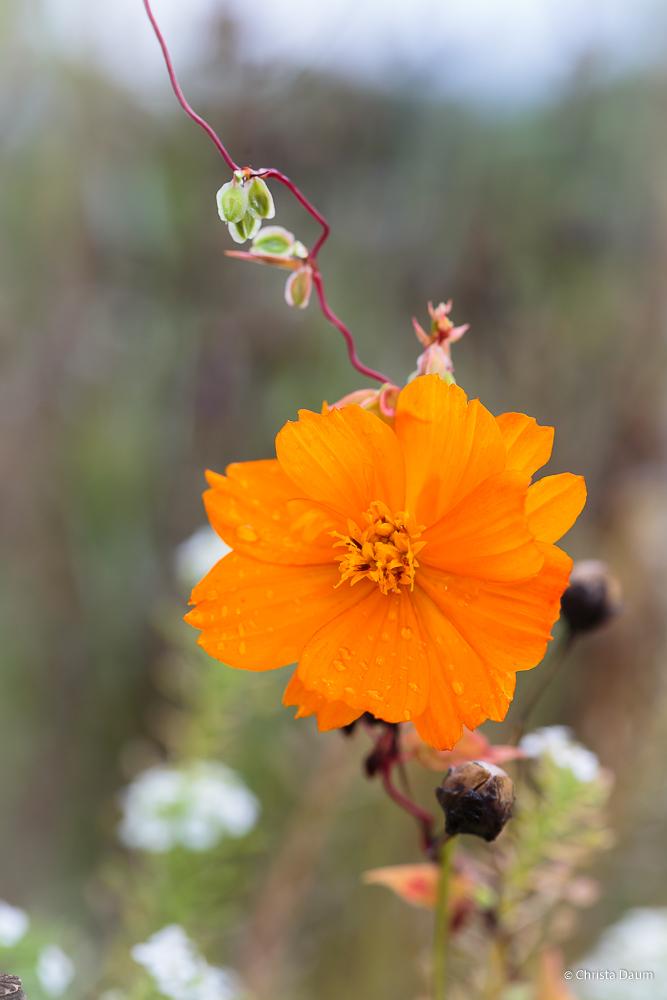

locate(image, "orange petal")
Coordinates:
416 542 571 680
186 552 373 671
526 474 587 543
496 412 554 477
410 584 514 749
394 375 506 527
275 404 406 521
295 589 430 723
204 460 341 565
283 671 361 730
421 471 544 582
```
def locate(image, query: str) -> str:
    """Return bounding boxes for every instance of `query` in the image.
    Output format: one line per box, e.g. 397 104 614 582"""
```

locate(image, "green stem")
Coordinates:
433 835 456 1000
508 628 574 746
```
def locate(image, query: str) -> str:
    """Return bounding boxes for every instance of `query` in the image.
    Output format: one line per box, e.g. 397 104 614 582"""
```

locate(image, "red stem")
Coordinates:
142 0 391 385
381 761 435 851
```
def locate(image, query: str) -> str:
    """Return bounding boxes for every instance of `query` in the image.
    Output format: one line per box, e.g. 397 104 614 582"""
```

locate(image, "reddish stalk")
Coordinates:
381 760 435 852
142 0 390 385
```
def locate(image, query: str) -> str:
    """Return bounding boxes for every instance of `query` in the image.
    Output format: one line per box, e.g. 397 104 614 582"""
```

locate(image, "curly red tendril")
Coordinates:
142 0 390 385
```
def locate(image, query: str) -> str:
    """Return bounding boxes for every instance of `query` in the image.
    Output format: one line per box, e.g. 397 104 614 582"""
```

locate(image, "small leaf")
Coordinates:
216 181 248 224
285 265 313 308
246 177 276 219
251 226 295 257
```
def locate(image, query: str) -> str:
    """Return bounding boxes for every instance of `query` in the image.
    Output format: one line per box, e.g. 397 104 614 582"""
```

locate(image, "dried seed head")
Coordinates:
436 761 514 841
0 975 25 999
560 560 622 636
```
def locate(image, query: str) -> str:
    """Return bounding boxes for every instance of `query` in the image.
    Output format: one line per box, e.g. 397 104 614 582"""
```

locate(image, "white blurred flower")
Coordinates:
131 925 240 1000
36 945 75 997
519 725 600 782
574 908 667 999
0 901 29 946
174 526 231 590
118 760 260 852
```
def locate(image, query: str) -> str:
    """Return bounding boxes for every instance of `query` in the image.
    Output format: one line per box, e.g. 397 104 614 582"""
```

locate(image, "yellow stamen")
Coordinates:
332 500 426 594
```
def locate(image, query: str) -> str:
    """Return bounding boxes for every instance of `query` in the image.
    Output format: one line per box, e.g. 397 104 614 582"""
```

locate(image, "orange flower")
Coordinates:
185 375 585 749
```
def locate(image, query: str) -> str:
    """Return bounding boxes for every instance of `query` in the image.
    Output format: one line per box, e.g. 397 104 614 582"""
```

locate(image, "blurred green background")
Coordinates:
3 2 667 997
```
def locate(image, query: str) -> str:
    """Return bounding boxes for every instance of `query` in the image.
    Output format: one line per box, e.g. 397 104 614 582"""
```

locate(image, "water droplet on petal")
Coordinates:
222 606 228 618
235 607 242 615
381 632 390 641
452 681 463 694
369 690 381 699
408 681 420 693
333 659 346 672
359 658 369 670
401 626 413 640
239 641 246 654
217 641 225 650
238 623 245 637
375 655 384 666
404 710 411 720
338 646 353 661
344 686 355 696
388 610 397 622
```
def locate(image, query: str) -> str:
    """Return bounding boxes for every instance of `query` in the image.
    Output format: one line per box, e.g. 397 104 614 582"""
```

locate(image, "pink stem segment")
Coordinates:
142 0 391 385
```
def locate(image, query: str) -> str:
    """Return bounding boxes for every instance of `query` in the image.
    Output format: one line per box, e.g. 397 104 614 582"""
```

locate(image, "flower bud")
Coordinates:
246 177 276 219
216 180 248 224
285 265 313 308
228 212 262 244
560 559 622 635
436 761 514 841
251 226 295 257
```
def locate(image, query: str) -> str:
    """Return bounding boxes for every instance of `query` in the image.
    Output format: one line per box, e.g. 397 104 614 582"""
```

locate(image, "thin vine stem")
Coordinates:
141 0 390 385
433 835 456 1000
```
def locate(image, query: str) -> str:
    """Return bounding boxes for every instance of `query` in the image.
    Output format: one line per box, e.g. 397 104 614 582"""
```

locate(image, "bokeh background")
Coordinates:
4 0 667 996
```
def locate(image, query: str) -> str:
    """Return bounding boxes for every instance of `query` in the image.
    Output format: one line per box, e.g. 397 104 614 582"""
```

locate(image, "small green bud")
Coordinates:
251 226 295 256
228 211 262 244
246 177 275 219
293 240 308 259
284 265 313 309
217 180 248 224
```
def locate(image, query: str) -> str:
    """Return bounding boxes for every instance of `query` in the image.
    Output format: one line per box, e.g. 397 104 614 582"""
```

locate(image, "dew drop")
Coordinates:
217 642 225 651
408 681 420 693
436 635 444 645
403 710 411 721
457 598 467 608
271 511 281 521
447 663 455 672
369 690 382 700
338 646 353 661
381 632 391 641
388 610 397 622
359 658 369 671
266 590 274 599
344 686 355 696
333 659 346 672
367 635 374 642
401 626 413 640
375 655 384 666
238 623 245 637
239 641 246 654
452 681 463 694
235 607 242 615
221 606 228 618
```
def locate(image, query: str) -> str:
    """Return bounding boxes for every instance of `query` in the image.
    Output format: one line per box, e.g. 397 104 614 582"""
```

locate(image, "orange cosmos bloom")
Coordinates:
185 375 586 749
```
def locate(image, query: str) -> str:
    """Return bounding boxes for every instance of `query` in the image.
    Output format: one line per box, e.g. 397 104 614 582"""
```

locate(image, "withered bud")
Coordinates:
436 761 514 841
0 975 25 999
560 559 622 635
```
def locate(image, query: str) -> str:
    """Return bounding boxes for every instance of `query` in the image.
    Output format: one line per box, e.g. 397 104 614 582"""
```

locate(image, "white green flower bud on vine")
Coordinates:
285 265 313 308
216 180 248 224
228 212 262 244
246 177 275 219
251 226 295 257
293 241 308 259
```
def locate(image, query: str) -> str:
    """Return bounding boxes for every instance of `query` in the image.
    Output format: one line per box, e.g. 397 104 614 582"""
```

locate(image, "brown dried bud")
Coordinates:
560 559 622 635
0 975 25 999
436 761 514 841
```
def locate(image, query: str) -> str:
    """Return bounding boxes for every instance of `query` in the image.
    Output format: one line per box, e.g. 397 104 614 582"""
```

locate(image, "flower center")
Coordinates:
332 500 426 595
